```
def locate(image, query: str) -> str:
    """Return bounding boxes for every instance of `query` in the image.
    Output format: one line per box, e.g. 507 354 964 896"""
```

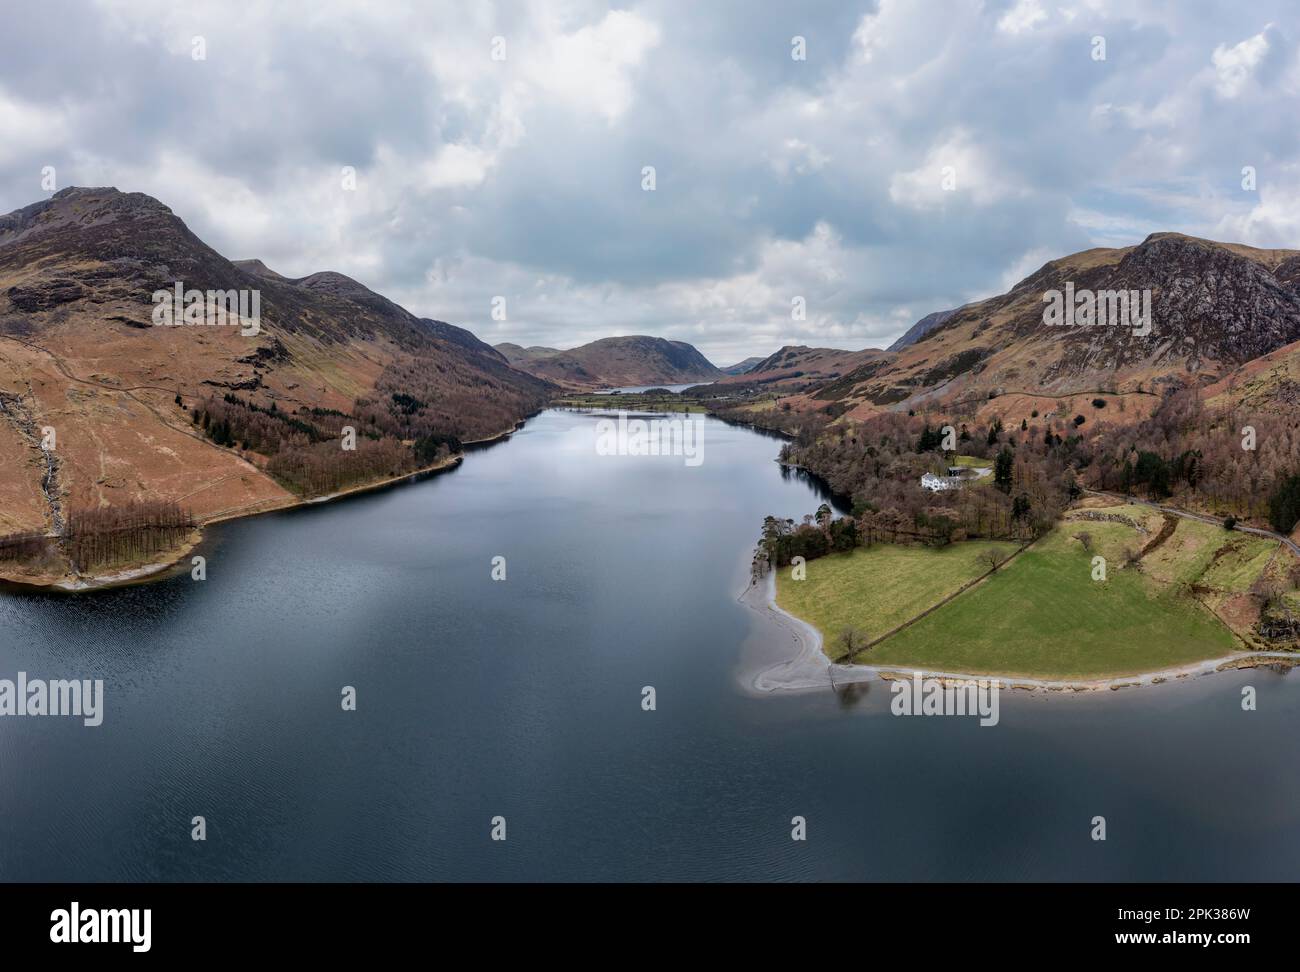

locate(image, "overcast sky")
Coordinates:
2 0 1298 364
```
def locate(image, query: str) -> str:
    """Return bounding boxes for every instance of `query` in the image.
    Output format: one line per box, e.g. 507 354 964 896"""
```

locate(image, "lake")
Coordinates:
1 409 1298 881
596 383 703 394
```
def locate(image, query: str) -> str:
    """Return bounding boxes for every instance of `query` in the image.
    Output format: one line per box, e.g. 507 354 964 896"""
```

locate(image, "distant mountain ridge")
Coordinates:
714 345 893 395
493 335 720 389
887 307 962 352
721 356 765 375
496 343 561 366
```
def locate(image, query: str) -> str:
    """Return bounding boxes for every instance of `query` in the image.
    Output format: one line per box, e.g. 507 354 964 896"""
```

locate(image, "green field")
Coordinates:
864 527 1239 677
775 500 1279 676
775 541 1018 660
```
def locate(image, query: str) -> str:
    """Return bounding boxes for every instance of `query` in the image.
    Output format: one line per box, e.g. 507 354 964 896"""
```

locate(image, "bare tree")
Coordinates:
835 626 869 662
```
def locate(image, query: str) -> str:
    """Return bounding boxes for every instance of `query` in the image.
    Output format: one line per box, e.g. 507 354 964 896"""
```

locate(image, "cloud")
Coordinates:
523 10 661 123
1 0 1297 362
997 0 1048 35
0 87 67 166
1213 163 1300 247
889 131 1018 210
1211 28 1272 98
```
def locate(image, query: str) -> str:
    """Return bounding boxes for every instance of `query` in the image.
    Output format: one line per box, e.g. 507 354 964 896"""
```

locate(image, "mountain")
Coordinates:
793 233 1300 422
887 307 961 352
494 335 721 389
715 345 893 395
0 186 551 579
495 342 562 367
720 356 765 375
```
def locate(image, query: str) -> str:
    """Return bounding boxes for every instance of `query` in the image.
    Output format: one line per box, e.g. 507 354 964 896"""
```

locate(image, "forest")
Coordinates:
64 500 195 572
1086 390 1300 532
772 387 1300 550
781 409 1075 546
190 387 463 498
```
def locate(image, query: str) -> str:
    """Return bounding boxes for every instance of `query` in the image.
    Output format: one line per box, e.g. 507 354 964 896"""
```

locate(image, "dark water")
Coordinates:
2 410 1298 881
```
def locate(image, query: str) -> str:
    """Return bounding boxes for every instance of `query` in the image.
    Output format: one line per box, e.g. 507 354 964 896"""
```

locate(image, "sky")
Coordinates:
2 0 1298 365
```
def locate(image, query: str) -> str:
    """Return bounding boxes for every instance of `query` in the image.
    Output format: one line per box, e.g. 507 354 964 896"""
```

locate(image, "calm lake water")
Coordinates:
596 383 703 394
2 409 1298 881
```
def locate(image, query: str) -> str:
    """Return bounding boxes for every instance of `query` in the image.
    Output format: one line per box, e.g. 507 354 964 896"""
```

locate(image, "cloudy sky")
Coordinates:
2 0 1297 364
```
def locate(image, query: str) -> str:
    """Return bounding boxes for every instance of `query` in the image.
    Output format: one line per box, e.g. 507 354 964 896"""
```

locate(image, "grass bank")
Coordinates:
774 506 1280 678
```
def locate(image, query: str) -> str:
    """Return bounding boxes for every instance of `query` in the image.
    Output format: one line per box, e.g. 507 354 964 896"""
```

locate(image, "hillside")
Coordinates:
887 307 961 352
1204 337 1300 413
494 335 721 389
718 345 892 385
730 234 1300 426
0 186 551 584
495 342 561 367
713 346 894 408
721 356 765 375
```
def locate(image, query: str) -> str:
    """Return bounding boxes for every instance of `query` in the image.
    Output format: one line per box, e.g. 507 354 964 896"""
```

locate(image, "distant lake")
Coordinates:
596 383 704 394
1 409 1298 880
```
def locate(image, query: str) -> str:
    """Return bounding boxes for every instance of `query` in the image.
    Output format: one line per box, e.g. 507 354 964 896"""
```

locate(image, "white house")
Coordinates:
921 472 960 491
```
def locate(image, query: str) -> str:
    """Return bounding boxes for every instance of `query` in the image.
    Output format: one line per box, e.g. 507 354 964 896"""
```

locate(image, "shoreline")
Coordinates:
462 415 530 447
0 445 477 594
741 570 1299 695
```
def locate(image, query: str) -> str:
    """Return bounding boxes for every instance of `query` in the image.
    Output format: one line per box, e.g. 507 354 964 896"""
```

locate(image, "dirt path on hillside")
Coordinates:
1084 488 1300 559
1136 513 1178 561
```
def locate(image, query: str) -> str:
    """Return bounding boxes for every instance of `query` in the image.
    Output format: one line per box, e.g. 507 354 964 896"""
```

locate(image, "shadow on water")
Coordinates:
779 462 852 516
835 679 869 709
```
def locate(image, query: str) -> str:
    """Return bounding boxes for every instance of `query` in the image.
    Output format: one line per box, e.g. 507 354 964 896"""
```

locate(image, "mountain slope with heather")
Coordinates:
765 233 1300 425
0 186 551 585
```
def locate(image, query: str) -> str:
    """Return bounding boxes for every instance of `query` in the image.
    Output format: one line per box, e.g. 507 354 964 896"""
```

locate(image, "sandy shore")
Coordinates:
740 570 1299 695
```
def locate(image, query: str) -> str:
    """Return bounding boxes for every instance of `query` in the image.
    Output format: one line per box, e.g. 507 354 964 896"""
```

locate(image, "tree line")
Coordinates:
64 500 195 572
190 388 464 498
1088 390 1300 533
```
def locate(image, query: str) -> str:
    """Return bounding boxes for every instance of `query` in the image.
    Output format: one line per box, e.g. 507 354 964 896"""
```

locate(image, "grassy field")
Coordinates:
865 525 1239 677
776 502 1289 677
775 541 1018 661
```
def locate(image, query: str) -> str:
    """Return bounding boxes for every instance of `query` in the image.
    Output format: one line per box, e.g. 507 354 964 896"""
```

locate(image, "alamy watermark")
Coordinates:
0 672 103 726
1042 282 1151 337
890 671 1000 726
595 411 704 467
151 281 261 336
50 902 150 952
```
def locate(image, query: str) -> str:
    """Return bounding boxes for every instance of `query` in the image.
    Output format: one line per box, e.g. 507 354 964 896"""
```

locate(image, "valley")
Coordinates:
4 188 1300 685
